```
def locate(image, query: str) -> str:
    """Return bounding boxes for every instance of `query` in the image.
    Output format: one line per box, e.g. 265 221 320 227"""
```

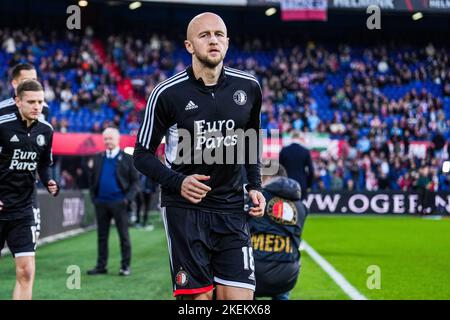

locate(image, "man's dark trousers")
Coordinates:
95 200 131 269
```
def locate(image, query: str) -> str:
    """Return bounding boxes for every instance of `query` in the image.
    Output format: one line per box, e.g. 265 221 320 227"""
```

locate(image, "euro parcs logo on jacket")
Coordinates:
267 197 298 226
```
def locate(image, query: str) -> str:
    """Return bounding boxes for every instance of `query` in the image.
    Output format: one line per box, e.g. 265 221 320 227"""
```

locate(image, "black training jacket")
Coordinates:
0 112 54 220
134 66 262 213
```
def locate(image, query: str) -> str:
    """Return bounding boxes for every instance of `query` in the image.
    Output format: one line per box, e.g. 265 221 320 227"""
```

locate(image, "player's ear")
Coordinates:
11 79 18 91
184 40 194 55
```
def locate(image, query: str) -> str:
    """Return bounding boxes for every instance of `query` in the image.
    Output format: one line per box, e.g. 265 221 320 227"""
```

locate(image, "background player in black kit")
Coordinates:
0 63 50 119
249 164 308 300
134 12 266 300
0 80 58 300
0 63 51 245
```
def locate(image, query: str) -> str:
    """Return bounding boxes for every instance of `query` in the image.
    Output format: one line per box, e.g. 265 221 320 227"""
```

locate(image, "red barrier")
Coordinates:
53 133 137 156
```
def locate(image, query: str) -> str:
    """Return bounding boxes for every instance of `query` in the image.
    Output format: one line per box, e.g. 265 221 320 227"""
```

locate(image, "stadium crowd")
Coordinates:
1 29 449 192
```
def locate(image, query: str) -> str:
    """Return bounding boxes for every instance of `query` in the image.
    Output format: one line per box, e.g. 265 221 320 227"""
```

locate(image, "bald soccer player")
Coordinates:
134 12 265 300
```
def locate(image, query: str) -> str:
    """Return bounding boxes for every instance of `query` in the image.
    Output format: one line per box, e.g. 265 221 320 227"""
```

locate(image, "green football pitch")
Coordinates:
1 214 449 300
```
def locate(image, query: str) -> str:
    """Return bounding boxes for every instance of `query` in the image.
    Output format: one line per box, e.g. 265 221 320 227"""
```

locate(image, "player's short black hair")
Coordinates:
16 80 44 98
11 63 36 80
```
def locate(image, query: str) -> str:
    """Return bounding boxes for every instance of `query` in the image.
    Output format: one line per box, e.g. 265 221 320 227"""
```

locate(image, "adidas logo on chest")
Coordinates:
185 101 199 111
10 135 20 142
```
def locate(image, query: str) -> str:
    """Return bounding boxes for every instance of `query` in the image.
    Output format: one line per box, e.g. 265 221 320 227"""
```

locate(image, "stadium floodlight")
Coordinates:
129 1 142 10
265 7 277 16
412 12 423 21
78 0 88 7
443 161 450 174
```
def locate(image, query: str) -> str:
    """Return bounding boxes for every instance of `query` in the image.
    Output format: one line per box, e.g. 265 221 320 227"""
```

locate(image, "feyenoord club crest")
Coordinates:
267 197 298 225
36 134 45 146
176 270 189 287
233 90 247 105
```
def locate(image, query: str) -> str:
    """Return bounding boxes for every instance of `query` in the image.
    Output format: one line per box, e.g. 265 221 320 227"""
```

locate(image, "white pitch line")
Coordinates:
303 240 368 300
422 216 443 220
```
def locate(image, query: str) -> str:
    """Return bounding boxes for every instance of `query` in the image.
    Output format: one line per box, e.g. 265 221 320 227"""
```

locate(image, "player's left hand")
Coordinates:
248 190 265 217
47 180 59 197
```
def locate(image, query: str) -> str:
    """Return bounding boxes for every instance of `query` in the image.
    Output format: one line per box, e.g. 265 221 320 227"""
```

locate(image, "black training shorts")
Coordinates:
162 206 256 297
0 212 38 258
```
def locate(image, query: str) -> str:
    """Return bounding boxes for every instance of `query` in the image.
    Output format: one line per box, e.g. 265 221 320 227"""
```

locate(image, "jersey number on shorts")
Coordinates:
30 226 37 244
242 247 255 271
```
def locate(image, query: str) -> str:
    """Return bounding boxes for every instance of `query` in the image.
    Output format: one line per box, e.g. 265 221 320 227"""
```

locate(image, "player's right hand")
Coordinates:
47 180 60 197
0 200 3 211
181 174 211 204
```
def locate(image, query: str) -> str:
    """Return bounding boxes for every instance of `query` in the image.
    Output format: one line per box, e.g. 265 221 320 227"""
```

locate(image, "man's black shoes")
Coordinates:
87 267 108 275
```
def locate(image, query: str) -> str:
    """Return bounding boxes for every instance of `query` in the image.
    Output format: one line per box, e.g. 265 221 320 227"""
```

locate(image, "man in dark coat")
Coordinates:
88 127 139 276
279 132 314 199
